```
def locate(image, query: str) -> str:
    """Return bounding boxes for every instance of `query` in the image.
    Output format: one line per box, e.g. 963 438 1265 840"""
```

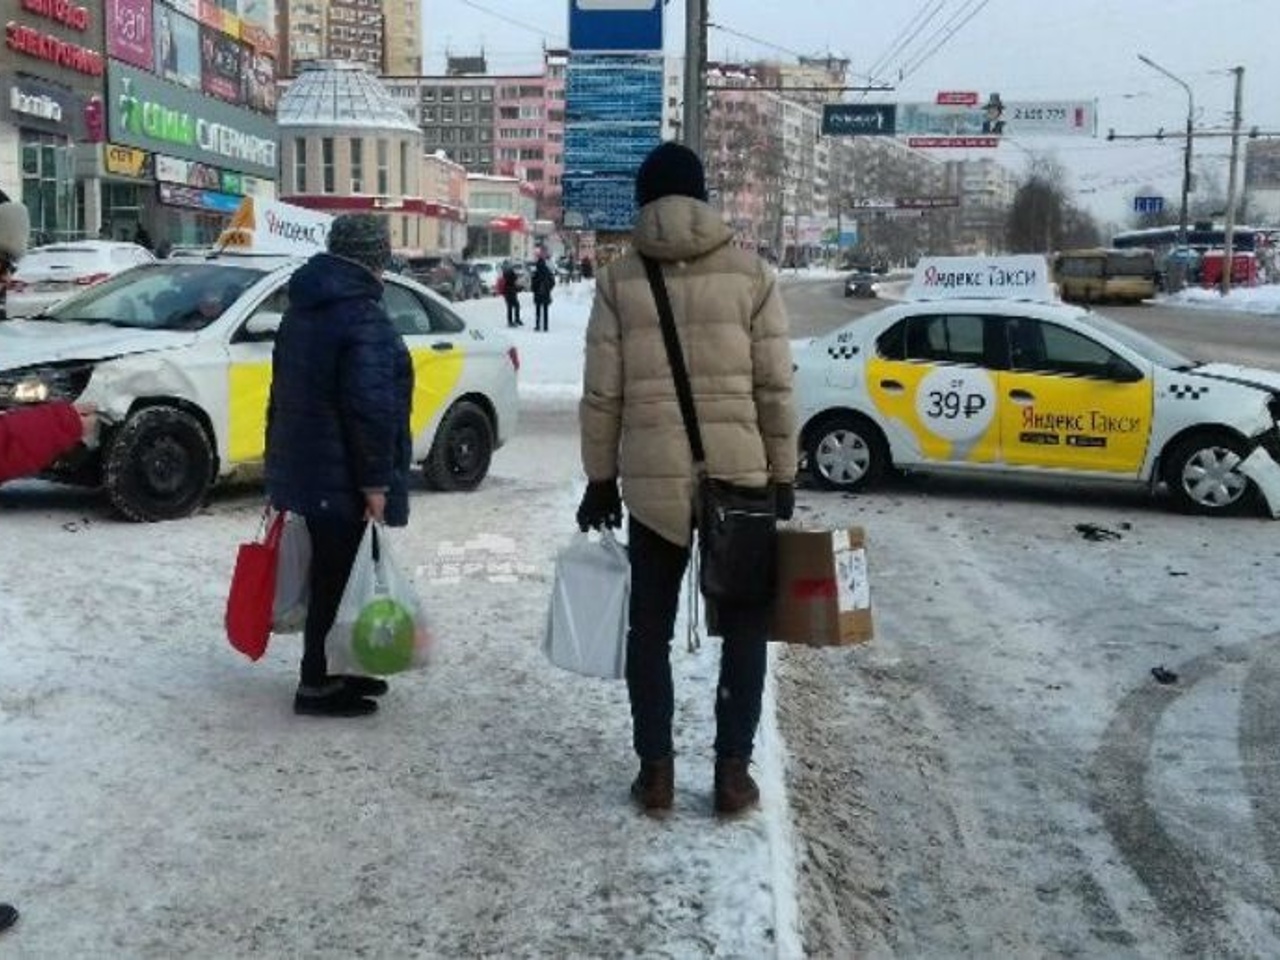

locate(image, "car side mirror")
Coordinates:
1107 357 1143 383
244 311 283 340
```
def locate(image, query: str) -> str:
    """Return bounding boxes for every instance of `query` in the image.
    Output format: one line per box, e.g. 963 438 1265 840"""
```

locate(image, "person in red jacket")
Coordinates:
0 402 96 483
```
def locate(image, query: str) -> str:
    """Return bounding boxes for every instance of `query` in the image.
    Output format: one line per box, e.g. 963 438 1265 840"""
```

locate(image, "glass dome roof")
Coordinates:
277 60 420 133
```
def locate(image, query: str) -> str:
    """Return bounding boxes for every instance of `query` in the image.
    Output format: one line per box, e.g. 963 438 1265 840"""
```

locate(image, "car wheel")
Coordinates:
1162 430 1256 515
104 406 214 521
805 413 888 491
423 400 494 492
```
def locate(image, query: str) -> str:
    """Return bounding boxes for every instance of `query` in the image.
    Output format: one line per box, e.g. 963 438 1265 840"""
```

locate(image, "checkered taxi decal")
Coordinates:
1167 384 1210 400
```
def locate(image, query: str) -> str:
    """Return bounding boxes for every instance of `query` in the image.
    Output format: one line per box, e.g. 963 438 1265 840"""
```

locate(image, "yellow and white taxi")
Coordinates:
0 239 519 521
795 256 1280 516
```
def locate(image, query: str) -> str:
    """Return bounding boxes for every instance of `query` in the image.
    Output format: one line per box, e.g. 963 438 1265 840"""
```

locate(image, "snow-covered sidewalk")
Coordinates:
0 278 804 958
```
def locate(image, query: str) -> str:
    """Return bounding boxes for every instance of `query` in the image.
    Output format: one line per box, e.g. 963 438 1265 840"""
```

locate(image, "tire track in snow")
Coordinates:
1239 633 1280 898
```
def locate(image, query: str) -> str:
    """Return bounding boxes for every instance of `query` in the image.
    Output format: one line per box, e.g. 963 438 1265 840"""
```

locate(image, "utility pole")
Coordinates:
1221 65 1245 296
682 0 708 156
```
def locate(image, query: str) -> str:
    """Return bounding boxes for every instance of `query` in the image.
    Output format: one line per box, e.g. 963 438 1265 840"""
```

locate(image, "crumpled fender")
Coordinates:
79 354 208 426
1240 440 1280 519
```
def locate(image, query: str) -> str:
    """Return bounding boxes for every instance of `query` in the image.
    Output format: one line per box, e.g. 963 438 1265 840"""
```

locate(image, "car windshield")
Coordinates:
1079 309 1193 368
40 263 263 331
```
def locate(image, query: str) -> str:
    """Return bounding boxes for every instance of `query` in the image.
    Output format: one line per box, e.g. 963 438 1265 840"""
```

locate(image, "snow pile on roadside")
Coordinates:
1160 284 1280 316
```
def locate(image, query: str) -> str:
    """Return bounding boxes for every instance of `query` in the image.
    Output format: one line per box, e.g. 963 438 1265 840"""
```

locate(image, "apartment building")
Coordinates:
278 0 420 76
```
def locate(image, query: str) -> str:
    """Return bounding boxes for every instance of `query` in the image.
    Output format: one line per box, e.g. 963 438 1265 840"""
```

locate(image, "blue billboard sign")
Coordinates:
568 0 663 53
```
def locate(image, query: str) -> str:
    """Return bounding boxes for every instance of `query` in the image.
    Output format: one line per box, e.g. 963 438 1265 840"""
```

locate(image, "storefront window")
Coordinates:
377 140 389 195
21 135 78 243
400 141 409 195
323 138 335 193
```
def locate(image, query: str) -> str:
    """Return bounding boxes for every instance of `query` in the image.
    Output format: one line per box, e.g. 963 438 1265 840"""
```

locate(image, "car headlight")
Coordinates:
0 364 94 408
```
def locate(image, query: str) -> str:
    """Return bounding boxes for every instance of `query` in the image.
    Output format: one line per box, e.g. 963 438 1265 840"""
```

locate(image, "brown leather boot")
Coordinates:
714 757 760 816
630 757 674 814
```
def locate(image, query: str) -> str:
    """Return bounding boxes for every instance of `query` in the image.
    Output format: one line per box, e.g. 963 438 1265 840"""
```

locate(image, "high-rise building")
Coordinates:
278 0 420 76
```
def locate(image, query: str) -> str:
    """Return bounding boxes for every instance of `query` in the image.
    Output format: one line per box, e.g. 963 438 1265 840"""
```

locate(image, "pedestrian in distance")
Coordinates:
265 214 414 718
531 251 556 332
577 141 797 818
501 260 523 327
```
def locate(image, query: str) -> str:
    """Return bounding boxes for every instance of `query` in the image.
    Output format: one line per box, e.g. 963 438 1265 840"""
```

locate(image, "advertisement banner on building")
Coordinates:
106 0 155 70
235 0 275 52
244 50 276 114
568 0 662 53
154 4 201 90
157 181 241 213
107 60 278 178
200 24 244 104
896 97 1095 142
0 0 106 92
163 0 199 19
104 142 153 178
155 153 222 189
1 73 84 138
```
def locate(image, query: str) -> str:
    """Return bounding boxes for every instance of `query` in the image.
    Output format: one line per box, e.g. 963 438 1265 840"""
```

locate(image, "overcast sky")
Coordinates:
423 0 1279 226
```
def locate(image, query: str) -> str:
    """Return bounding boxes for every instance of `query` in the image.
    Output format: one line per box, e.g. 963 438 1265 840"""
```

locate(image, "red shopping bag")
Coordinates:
225 511 287 661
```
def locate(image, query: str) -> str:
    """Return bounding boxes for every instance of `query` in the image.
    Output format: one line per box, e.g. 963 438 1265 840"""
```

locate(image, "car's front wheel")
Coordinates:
1162 430 1256 515
104 406 215 521
423 400 494 492
805 413 888 491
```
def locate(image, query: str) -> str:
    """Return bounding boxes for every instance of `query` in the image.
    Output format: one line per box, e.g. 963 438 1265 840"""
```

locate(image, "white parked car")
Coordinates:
4 241 154 319
0 255 520 521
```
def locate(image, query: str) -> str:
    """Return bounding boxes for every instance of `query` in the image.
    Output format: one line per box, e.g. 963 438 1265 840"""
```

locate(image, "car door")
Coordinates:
996 316 1153 474
382 281 466 445
866 311 1001 465
226 284 287 465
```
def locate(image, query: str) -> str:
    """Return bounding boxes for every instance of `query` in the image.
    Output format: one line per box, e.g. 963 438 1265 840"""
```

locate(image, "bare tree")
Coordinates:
1006 153 1100 252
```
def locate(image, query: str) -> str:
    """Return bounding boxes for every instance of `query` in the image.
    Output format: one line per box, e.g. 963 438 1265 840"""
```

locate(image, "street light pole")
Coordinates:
682 0 708 156
1138 54 1194 288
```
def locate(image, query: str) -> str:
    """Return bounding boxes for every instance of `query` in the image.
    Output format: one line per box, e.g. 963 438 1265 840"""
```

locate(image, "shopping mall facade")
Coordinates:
0 0 279 247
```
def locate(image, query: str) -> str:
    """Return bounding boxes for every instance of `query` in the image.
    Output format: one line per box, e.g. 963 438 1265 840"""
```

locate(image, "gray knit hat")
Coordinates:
327 214 391 275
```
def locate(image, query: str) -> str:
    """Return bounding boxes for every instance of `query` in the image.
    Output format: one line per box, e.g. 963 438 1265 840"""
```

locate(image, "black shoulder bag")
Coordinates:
641 256 778 606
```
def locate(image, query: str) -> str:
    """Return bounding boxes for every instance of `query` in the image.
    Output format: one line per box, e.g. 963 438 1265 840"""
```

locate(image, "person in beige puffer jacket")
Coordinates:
577 142 797 818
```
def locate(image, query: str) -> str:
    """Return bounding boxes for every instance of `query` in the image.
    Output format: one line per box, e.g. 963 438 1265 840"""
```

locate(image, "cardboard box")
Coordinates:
771 527 873 646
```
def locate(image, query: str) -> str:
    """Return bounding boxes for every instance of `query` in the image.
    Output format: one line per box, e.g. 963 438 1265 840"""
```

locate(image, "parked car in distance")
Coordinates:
405 254 463 300
471 259 499 294
4 241 154 318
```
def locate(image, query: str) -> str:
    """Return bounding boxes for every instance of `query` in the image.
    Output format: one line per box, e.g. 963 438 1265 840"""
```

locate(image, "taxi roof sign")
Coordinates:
907 255 1055 301
216 198 333 256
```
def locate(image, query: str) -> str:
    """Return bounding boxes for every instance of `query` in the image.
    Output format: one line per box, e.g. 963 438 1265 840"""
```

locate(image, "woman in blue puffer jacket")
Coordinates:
265 214 413 718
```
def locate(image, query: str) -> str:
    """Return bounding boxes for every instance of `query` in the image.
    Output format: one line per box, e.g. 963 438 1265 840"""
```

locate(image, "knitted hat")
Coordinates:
635 141 708 208
327 214 391 275
0 187 30 271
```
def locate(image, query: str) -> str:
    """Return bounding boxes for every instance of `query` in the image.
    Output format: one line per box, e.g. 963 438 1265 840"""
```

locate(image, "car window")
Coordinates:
235 285 289 342
1008 317 1129 379
422 293 465 334
903 314 986 365
43 263 262 330
382 283 433 335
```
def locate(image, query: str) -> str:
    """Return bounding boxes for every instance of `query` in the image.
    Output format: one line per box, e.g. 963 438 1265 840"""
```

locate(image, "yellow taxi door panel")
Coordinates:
409 344 465 434
228 357 272 463
865 312 1000 465
998 317 1153 474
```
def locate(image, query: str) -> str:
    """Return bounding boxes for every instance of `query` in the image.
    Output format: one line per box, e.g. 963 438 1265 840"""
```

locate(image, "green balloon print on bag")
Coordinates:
352 597 415 674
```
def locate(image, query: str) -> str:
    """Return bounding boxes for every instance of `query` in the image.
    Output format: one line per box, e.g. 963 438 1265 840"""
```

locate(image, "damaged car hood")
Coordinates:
0 320 200 371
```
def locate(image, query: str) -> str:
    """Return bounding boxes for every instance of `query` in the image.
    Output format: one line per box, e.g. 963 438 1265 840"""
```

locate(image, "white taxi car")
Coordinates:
796 256 1280 516
0 255 519 521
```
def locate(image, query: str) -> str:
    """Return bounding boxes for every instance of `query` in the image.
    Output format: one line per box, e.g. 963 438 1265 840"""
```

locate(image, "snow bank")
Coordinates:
1160 284 1280 316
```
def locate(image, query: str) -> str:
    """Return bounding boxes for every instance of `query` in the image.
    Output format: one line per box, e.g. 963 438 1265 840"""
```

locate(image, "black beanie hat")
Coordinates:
327 213 392 275
635 141 708 208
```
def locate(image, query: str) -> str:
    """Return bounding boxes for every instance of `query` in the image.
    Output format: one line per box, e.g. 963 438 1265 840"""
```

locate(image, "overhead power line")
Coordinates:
864 0 946 85
898 0 992 81
706 22 879 82
452 0 564 43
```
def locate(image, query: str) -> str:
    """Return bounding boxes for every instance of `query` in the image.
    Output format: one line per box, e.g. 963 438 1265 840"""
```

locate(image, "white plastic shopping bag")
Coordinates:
272 511 311 634
544 530 630 679
326 523 434 676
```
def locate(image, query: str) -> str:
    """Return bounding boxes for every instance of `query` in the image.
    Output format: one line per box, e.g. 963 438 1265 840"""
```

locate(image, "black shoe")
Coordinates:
0 903 18 933
293 682 378 717
340 675 389 697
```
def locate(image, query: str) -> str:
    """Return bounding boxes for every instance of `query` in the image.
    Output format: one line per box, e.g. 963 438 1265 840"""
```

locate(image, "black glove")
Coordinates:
577 479 623 531
775 482 795 522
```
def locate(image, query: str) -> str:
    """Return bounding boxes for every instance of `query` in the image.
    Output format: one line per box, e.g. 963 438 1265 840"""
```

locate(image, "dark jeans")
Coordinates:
626 517 770 762
301 517 367 687
534 301 549 330
505 298 521 325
